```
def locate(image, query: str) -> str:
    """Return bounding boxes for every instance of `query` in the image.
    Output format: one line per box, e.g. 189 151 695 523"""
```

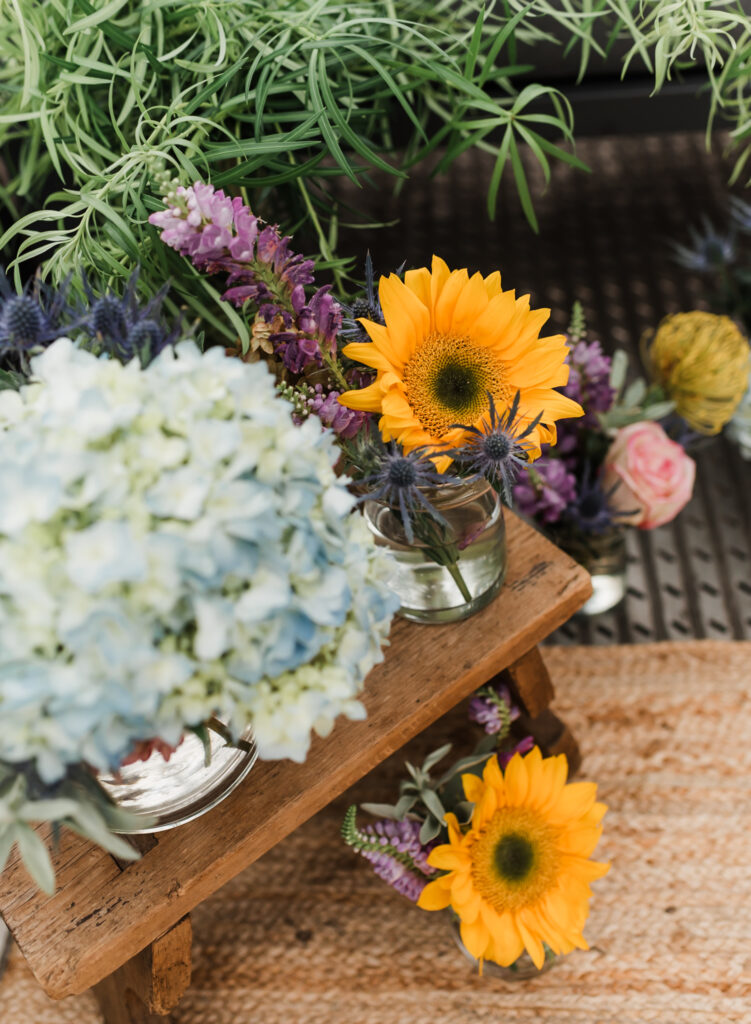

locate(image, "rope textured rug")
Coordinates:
1 641 750 1023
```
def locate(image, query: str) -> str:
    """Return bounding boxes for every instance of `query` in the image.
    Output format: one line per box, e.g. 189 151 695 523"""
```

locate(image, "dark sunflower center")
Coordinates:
494 832 535 882
432 362 482 411
401 333 511 439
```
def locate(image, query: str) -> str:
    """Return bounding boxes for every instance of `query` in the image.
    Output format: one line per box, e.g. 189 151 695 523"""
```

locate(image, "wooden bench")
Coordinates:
0 511 591 1021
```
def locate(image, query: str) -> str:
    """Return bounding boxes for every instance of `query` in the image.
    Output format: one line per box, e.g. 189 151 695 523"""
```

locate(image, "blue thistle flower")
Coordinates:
0 270 82 363
82 271 179 364
448 392 541 504
672 217 735 273
566 463 636 535
360 443 457 544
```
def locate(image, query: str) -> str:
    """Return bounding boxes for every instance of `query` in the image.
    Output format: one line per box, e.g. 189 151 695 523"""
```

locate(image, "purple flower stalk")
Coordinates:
468 682 520 735
149 183 341 371
514 457 578 525
343 811 437 903
563 339 615 422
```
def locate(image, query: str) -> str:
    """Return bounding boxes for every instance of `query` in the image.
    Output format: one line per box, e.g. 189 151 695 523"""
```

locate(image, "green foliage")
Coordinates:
0 0 747 337
599 348 675 430
0 0 581 336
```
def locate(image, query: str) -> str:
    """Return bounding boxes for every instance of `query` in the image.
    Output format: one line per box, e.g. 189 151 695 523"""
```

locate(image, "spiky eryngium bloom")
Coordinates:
359 442 457 543
0 270 82 368
672 217 735 273
82 271 181 364
448 392 541 504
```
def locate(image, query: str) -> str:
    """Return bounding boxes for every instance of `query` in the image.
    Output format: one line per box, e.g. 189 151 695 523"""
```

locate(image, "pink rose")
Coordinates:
602 421 695 530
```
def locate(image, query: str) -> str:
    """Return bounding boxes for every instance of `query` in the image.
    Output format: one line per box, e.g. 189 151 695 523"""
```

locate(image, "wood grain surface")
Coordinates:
0 511 590 1000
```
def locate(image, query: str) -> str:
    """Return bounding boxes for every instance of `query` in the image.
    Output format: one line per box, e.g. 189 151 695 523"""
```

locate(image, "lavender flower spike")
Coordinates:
342 808 436 903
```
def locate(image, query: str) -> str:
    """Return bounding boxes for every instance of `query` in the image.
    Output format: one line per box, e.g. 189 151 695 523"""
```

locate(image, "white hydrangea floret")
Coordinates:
0 339 398 779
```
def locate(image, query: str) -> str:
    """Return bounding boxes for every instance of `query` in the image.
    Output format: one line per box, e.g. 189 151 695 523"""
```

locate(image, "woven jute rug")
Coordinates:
2 640 750 1023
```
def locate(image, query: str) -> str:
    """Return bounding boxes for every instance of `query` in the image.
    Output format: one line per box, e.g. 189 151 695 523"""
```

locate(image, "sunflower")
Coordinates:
338 256 583 471
416 748 609 969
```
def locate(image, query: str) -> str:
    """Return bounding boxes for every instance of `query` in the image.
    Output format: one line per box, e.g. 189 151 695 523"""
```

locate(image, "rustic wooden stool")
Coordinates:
0 512 590 1022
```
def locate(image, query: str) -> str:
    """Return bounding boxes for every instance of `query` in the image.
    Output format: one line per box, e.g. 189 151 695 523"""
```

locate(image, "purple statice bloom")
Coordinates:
514 457 577 525
150 183 339 372
359 819 437 903
499 736 535 768
468 682 520 735
563 340 614 422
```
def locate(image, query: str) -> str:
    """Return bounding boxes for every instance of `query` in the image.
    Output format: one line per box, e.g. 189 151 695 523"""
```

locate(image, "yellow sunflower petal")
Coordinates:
379 274 430 358
503 752 529 806
480 905 525 966
404 267 433 315
434 268 470 335
444 812 462 844
515 908 546 970
471 780 498 829
557 825 604 858
547 781 598 825
450 271 491 334
341 340 394 373
428 846 467 872
462 772 485 805
460 916 491 961
417 878 453 911
338 381 383 412
483 270 502 299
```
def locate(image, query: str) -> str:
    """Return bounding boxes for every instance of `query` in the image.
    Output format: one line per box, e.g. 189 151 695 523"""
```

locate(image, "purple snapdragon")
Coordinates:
149 183 341 371
514 456 578 525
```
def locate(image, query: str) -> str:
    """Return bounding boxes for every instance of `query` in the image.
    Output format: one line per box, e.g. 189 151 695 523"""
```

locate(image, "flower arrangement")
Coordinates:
343 683 609 972
513 306 701 580
150 182 584 614
0 337 397 891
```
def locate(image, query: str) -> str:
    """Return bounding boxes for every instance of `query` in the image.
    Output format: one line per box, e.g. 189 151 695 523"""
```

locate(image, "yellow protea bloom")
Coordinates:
644 311 750 435
417 748 609 970
338 256 583 470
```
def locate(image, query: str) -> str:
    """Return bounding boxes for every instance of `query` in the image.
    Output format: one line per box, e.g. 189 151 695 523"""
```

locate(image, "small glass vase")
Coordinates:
565 528 627 616
363 479 507 624
451 918 556 979
97 721 257 833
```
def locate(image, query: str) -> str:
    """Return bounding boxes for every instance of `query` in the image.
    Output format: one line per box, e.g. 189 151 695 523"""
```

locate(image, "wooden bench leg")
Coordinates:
499 645 582 775
92 916 191 1024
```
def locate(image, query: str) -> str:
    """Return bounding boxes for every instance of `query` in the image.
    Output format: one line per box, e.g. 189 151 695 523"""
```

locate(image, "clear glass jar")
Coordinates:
364 479 507 624
569 528 627 616
451 917 556 979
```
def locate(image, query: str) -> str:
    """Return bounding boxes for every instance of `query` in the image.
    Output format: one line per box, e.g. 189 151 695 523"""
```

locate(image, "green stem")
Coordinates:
445 559 473 604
